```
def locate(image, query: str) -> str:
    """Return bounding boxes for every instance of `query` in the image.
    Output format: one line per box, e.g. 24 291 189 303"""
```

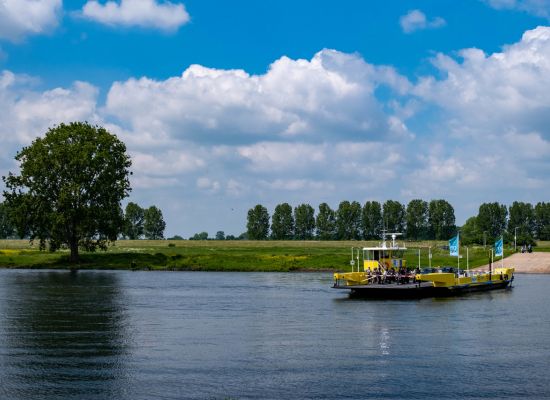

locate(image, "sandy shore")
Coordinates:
475 252 550 274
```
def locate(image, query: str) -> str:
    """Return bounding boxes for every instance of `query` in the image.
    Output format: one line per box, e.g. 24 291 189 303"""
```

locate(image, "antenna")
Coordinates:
388 232 402 248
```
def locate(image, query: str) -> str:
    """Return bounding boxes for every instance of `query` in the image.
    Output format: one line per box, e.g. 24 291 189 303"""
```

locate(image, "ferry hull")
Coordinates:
334 280 513 299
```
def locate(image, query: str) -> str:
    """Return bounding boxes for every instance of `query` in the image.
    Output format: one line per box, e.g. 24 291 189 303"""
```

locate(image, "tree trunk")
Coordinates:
69 237 79 265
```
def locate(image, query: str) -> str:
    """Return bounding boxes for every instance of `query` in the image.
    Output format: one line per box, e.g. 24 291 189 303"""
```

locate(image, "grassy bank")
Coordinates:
2 239 547 272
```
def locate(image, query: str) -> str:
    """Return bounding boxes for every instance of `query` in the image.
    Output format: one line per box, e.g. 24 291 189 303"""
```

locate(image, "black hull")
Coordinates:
333 280 512 299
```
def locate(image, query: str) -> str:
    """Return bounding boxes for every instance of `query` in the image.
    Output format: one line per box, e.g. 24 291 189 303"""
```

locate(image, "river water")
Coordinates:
0 270 548 400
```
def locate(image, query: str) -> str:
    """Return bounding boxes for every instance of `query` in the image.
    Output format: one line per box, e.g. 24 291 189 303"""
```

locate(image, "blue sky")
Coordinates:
1 0 550 237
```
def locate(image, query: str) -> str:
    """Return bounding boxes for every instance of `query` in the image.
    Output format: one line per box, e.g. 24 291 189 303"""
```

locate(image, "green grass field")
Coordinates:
1 239 547 272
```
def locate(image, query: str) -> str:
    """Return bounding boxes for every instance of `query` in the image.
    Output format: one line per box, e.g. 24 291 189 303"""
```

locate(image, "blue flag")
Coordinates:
449 235 459 256
495 237 503 257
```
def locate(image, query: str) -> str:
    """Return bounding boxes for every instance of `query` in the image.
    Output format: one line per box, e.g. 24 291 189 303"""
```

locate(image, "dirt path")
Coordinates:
475 252 550 274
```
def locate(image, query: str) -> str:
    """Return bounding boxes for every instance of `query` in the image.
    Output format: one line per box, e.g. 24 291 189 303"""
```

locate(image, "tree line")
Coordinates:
0 200 167 241
245 200 550 244
246 199 456 241
461 201 550 245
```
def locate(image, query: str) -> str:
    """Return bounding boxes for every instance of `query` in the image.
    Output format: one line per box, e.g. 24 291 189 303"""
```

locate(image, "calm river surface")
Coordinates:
0 270 549 399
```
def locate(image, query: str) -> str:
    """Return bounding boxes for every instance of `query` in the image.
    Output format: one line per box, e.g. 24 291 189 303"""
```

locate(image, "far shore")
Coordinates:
1 239 549 273
475 252 550 274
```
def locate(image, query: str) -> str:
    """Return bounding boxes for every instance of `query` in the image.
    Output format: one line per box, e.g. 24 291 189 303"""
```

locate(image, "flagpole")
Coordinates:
501 235 504 269
457 232 460 276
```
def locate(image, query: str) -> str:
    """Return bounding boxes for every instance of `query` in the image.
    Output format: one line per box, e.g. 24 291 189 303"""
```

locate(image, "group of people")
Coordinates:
367 266 414 285
520 244 533 253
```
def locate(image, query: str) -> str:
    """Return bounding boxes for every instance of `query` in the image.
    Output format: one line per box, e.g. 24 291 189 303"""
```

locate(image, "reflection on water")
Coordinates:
0 270 549 399
0 271 129 400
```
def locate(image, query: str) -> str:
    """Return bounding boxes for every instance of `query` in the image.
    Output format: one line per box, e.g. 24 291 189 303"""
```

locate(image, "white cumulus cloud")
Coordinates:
105 49 412 145
81 0 190 31
400 9 446 34
414 26 550 139
0 71 100 144
0 0 62 42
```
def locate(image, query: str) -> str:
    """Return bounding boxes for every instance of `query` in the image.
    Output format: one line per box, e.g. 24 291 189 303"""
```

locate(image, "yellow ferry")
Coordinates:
333 233 514 298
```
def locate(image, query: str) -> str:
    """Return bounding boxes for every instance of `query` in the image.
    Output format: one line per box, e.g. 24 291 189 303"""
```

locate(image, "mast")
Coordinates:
457 232 460 276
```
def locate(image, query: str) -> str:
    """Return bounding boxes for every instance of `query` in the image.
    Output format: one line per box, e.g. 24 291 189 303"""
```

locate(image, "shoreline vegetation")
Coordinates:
1 239 549 272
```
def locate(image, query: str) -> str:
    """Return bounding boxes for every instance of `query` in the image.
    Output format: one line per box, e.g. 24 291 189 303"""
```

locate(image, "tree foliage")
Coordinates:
2 122 131 262
428 200 456 240
0 202 16 239
143 206 166 240
460 216 483 245
316 202 336 240
336 201 362 240
215 231 225 240
168 235 184 240
247 204 270 240
383 200 406 233
508 201 535 244
476 202 507 242
406 199 428 240
124 202 144 239
271 203 294 240
190 232 208 240
535 202 550 240
294 203 315 240
361 201 382 240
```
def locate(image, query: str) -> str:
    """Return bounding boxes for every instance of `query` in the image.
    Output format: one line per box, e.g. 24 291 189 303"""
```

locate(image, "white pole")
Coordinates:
429 247 432 269
467 247 469 272
418 248 421 269
501 236 504 269
457 233 460 275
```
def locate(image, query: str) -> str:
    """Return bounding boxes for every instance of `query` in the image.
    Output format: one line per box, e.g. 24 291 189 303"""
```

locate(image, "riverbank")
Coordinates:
476 252 550 274
1 239 549 272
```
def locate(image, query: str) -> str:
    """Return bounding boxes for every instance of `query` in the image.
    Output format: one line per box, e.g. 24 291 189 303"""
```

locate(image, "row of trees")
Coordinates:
122 202 166 240
246 200 550 244
0 200 167 241
186 231 241 240
461 201 550 245
246 199 456 241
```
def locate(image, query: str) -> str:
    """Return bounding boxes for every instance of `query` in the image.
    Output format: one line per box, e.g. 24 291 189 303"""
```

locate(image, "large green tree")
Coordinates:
336 201 362 240
271 203 295 240
143 206 166 240
2 122 131 262
476 202 507 242
508 201 535 245
294 203 315 240
428 199 456 240
382 200 406 233
406 199 428 240
460 216 483 245
316 202 336 240
361 201 382 240
534 202 550 240
0 202 16 239
247 204 270 240
124 202 145 239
